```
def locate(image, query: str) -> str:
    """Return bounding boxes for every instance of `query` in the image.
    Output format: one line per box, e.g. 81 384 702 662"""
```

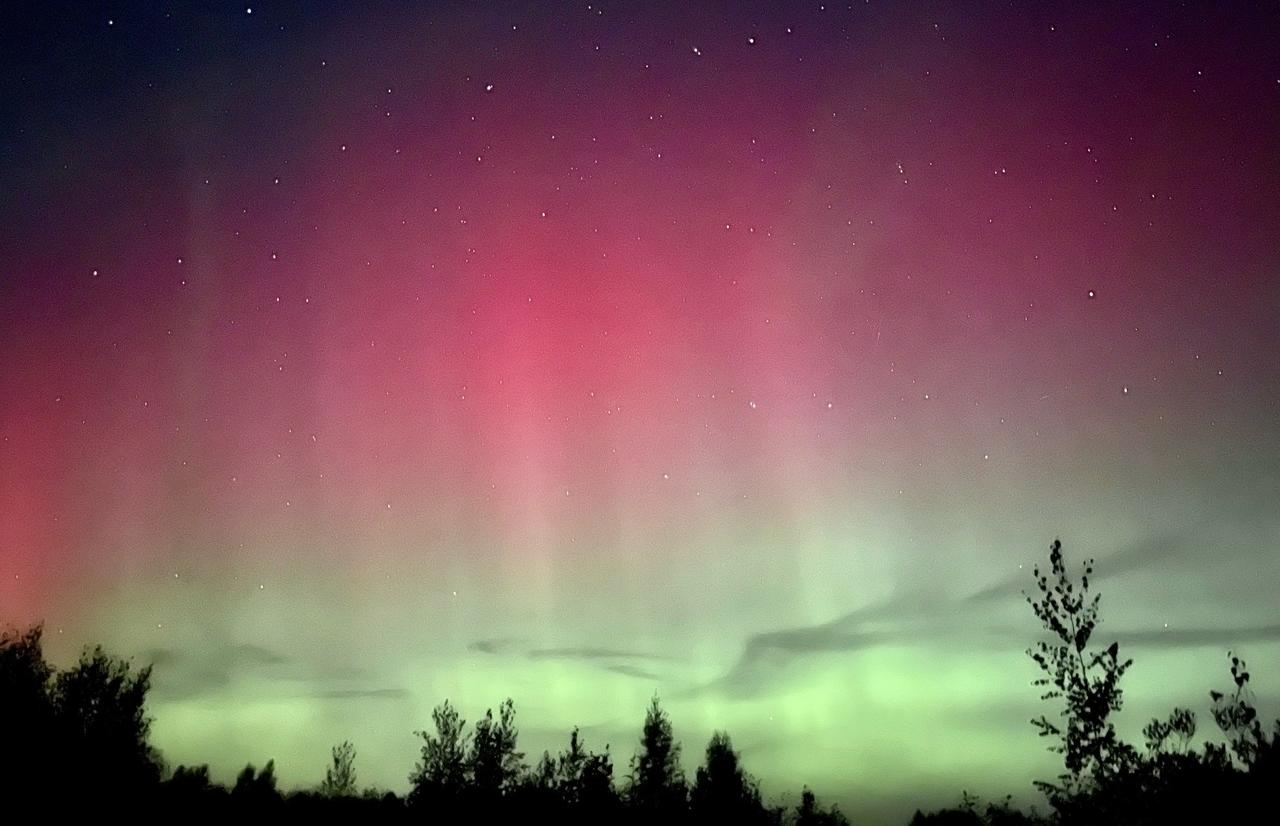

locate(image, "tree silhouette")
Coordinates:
517 726 620 818
232 760 282 808
551 727 587 804
320 740 358 797
529 748 558 791
0 624 55 795
795 786 850 826
627 694 687 814
1209 651 1273 769
910 791 1043 825
690 731 766 822
157 763 234 816
558 727 588 798
576 739 617 814
1142 707 1196 756
408 700 470 808
558 726 618 814
470 697 524 800
1025 539 1135 799
167 763 217 796
54 643 162 794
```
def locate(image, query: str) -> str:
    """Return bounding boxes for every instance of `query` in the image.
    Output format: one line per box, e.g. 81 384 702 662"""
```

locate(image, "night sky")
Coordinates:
2 1 1278 821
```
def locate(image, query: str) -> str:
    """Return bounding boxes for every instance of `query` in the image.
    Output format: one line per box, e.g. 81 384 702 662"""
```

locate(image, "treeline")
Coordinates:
0 624 846 823
2 538 1277 824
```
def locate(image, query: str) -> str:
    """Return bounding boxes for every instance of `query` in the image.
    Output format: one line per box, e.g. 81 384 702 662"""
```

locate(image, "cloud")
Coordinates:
143 642 400 702
469 638 673 664
605 664 664 681
143 642 293 699
469 638 675 681
140 647 180 668
142 642 291 672
704 552 1280 698
226 643 290 666
477 531 1280 700
468 638 522 655
310 687 410 700
708 613 1280 697
700 592 949 696
528 646 675 663
1114 623 1280 649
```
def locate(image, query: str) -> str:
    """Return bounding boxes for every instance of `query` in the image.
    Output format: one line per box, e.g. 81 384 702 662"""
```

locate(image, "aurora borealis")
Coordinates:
2 1 1278 821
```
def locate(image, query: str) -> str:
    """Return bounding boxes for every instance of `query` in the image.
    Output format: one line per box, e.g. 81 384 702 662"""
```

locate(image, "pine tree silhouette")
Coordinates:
628 694 687 815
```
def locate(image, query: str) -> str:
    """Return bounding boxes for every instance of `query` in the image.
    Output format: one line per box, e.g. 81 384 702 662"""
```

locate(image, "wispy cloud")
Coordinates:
528 646 676 663
468 638 523 655
144 643 292 700
1114 623 1280 649
310 687 410 700
700 543 1280 698
605 664 664 681
699 592 949 696
142 642 405 702
469 638 674 681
